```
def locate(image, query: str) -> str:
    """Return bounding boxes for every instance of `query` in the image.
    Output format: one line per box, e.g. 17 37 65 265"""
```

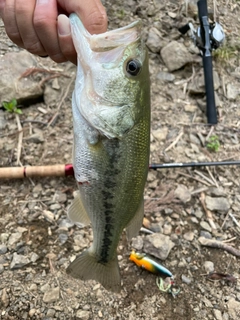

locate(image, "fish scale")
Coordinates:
66 13 150 292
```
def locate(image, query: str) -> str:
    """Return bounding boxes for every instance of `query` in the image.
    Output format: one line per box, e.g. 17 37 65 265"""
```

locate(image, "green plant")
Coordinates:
206 135 220 152
2 99 22 114
213 45 237 64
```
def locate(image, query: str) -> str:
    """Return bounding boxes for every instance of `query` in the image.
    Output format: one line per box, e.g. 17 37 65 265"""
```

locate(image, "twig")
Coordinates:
199 192 217 229
222 237 237 243
191 187 209 195
206 125 214 141
165 130 183 152
15 114 23 166
176 171 211 186
194 170 215 186
221 211 230 229
21 120 48 126
206 166 219 188
47 78 74 127
198 236 240 257
229 212 240 228
213 0 217 22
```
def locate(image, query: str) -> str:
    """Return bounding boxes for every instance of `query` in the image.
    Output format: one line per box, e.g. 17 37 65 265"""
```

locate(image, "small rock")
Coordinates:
161 41 192 72
188 71 205 94
58 233 68 244
144 233 175 260
146 27 162 53
43 287 60 303
29 309 36 317
0 233 9 243
42 210 55 222
226 83 239 100
213 71 221 90
40 283 50 293
204 261 214 273
10 253 30 269
0 111 7 130
227 298 240 319
181 274 192 284
58 218 75 229
54 191 67 203
152 127 168 142
163 223 172 235
205 196 230 213
76 310 91 320
0 244 8 254
26 129 44 143
215 91 222 107
49 203 62 210
30 252 40 263
44 84 61 105
52 78 60 90
213 309 223 320
202 296 213 307
131 236 143 251
0 264 4 274
183 231 194 241
16 226 28 233
194 209 203 219
29 283 38 291
200 231 212 239
33 183 42 193
174 184 191 203
200 221 212 232
1 288 9 307
46 309 56 317
156 71 175 82
222 312 229 320
74 234 89 249
184 104 198 113
8 232 22 246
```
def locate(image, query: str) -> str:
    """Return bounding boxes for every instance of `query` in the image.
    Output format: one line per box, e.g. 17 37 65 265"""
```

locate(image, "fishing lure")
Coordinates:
129 251 173 278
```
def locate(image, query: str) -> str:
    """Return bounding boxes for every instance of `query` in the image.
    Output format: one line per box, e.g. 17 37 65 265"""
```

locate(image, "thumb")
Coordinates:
57 0 108 34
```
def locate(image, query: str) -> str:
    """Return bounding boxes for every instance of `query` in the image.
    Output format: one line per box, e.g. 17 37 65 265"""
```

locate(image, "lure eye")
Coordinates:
126 59 141 76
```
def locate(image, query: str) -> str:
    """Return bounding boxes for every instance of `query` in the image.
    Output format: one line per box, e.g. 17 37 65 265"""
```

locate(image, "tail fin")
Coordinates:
66 249 121 293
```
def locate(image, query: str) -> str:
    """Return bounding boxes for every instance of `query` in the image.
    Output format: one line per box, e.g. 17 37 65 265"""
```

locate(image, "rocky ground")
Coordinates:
0 0 240 319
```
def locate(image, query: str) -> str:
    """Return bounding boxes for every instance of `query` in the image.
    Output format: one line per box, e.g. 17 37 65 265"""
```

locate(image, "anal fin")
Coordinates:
126 197 144 240
68 190 90 225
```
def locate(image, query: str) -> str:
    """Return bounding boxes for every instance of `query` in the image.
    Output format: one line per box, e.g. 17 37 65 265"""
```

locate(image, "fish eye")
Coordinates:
126 59 141 76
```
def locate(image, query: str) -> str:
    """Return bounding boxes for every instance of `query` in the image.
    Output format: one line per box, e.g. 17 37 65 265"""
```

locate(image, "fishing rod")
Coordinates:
1 160 240 179
178 0 225 125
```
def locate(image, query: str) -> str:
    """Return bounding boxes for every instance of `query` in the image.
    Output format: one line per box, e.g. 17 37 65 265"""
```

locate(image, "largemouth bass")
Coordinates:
66 13 150 292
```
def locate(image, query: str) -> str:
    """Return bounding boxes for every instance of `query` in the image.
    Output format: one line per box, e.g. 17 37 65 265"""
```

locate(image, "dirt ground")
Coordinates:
0 0 240 319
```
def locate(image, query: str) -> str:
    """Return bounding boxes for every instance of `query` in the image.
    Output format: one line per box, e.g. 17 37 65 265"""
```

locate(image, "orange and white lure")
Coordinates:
129 251 173 278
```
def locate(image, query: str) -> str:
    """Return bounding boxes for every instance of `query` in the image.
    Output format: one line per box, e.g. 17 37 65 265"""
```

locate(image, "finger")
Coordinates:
15 0 46 56
58 14 77 65
2 0 24 47
57 0 108 34
34 0 66 63
0 0 6 18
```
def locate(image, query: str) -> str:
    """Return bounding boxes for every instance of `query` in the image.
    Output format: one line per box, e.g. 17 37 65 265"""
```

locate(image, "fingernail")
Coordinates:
37 0 49 4
58 14 71 36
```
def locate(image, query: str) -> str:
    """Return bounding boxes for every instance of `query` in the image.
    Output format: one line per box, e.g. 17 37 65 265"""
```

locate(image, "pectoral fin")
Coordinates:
126 197 144 240
68 191 90 225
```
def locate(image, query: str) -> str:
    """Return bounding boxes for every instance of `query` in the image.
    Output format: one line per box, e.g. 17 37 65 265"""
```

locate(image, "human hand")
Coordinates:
0 0 107 64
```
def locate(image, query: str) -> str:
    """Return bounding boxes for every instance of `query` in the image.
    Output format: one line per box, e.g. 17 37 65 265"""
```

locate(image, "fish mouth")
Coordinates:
70 14 142 54
89 21 142 52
